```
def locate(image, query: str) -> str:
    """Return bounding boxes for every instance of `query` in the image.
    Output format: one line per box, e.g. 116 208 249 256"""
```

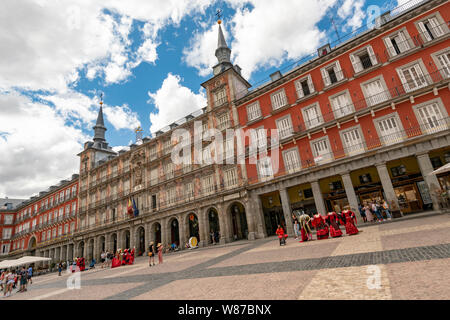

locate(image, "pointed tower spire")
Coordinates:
214 12 232 69
93 93 107 149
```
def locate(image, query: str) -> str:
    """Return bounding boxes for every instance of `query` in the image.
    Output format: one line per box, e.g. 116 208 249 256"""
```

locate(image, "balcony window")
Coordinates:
224 168 238 188
330 91 354 118
397 62 428 92
321 60 344 86
247 101 262 122
276 116 293 139
270 89 288 110
433 51 450 78
214 89 227 107
384 29 412 58
283 148 301 173
375 114 404 146
417 14 447 42
302 103 323 129
294 75 315 99
350 45 378 73
202 175 215 195
341 126 365 156
413 99 449 135
311 137 333 164
185 183 194 199
217 112 230 130
257 157 274 179
362 77 390 107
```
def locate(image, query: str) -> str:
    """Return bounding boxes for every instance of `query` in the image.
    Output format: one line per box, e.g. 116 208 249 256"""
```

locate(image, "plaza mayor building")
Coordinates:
1 0 449 265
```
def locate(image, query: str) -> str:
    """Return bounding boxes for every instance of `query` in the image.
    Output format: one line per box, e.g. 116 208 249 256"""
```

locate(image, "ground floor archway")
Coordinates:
207 208 220 244
169 218 180 246
136 226 145 256
187 213 200 242
228 202 248 240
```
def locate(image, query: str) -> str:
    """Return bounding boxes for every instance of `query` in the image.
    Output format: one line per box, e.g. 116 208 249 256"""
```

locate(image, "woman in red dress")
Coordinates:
111 251 121 268
342 209 359 235
325 212 343 238
311 213 329 240
128 247 135 265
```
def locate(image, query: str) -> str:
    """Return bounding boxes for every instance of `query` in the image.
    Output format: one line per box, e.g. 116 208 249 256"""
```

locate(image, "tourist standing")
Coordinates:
372 201 383 222
58 262 62 276
364 202 374 222
358 203 367 223
100 251 106 268
157 243 164 264
382 200 393 220
148 242 155 267
299 212 312 242
292 213 300 240
27 265 33 285
5 270 15 297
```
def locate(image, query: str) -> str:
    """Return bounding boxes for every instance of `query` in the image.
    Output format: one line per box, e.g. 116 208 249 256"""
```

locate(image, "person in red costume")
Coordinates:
311 213 329 240
111 250 121 268
122 249 129 265
325 212 343 238
128 247 135 265
275 225 288 246
342 207 359 235
79 257 85 271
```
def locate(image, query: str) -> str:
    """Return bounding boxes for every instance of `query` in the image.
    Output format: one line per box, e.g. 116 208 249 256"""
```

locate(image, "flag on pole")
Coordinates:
127 198 133 215
132 198 139 217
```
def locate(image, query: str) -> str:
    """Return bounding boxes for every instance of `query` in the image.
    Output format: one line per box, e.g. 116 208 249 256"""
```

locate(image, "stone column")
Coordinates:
144 223 150 255
244 199 256 240
130 227 136 251
341 172 363 224
250 193 267 239
279 188 294 236
162 218 169 248
416 152 441 211
198 212 208 247
376 162 401 216
93 237 98 261
178 216 187 249
311 180 327 214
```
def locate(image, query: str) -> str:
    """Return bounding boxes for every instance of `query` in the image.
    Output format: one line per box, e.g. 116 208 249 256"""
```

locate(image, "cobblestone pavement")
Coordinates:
4 213 450 300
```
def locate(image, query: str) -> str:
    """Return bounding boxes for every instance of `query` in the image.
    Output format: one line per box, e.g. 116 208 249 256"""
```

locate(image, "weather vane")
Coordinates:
99 92 104 106
216 9 222 24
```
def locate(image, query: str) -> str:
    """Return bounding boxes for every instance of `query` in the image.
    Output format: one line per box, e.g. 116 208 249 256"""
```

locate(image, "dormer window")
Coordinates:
294 75 315 99
350 45 378 74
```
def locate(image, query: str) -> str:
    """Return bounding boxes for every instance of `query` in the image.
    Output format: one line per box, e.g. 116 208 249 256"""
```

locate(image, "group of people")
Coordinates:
110 248 135 268
1 265 33 298
358 200 393 223
276 206 360 246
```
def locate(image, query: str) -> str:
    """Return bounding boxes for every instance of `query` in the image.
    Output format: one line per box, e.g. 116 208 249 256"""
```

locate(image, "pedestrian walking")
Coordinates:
364 202 374 222
58 262 62 276
148 242 155 267
19 267 28 292
100 251 106 268
27 265 33 285
372 201 383 222
358 204 367 223
5 270 15 297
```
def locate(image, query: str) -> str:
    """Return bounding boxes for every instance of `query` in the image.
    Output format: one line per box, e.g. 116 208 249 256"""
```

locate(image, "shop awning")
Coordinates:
430 163 450 176
0 256 51 269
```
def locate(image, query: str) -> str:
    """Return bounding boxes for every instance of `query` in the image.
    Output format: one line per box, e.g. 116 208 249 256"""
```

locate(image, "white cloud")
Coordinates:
103 104 141 131
0 91 86 198
183 0 338 79
148 73 207 133
338 0 366 32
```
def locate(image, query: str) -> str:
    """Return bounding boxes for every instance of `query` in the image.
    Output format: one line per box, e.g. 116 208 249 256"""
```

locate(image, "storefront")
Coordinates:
320 176 348 212
287 184 317 216
261 192 285 236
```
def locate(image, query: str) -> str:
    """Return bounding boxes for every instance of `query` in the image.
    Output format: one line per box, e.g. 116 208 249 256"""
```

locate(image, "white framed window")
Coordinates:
58 225 62 236
276 115 293 139
383 28 412 58
202 147 212 166
185 182 194 199
64 224 69 234
270 89 288 110
350 45 378 73
431 49 450 78
340 126 365 156
224 138 234 159
163 139 172 155
72 202 76 213
150 167 158 185
2 228 11 240
65 189 70 200
224 168 238 188
164 162 174 179
70 222 76 233
396 61 428 92
330 91 354 118
321 60 344 86
257 156 274 179
4 214 13 225
416 13 447 42
71 185 77 197
47 230 51 239
247 101 262 122
294 74 315 99
166 187 176 205
217 112 230 130
413 98 449 134
149 145 157 159
283 148 301 173
302 103 323 129
202 175 215 195
374 113 405 146
214 89 227 107
310 137 333 164
362 76 391 107
52 228 57 238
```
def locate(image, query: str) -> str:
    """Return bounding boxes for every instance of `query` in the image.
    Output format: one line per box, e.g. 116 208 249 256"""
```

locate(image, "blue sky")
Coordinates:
0 0 410 197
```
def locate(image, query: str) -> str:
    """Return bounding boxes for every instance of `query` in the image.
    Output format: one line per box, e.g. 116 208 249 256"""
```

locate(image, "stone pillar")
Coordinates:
93 237 98 262
198 212 208 247
250 193 267 239
144 223 150 255
244 199 256 240
162 218 169 248
416 152 441 211
341 172 363 224
130 227 136 251
311 180 327 214
376 163 401 216
178 216 187 249
279 188 294 236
